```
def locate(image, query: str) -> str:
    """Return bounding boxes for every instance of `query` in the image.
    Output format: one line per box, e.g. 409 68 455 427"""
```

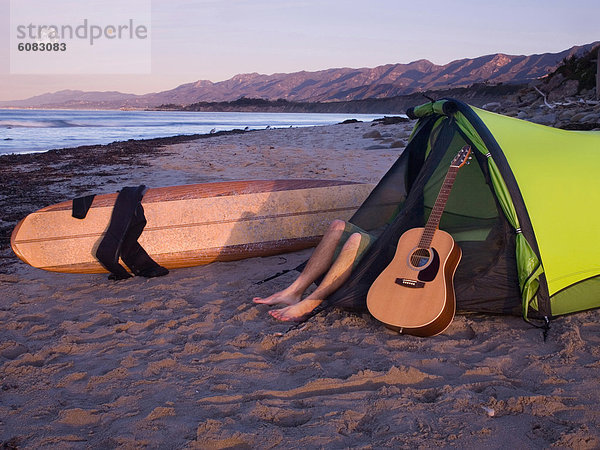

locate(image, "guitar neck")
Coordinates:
418 166 459 249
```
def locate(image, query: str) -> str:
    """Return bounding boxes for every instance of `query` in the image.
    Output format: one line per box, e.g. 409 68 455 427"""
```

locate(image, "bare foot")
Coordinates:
252 289 301 306
268 298 322 322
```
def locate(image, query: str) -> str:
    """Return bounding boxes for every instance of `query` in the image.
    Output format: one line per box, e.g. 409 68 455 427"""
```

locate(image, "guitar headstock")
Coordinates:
450 145 472 169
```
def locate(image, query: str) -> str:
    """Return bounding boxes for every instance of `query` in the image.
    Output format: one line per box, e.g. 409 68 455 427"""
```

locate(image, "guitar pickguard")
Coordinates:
417 247 440 282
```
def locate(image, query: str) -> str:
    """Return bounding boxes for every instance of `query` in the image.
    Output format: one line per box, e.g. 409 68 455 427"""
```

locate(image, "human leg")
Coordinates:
252 219 347 306
269 231 363 321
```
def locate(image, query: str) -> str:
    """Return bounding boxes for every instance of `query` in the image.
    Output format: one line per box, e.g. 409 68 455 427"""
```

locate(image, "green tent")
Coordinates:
326 98 600 323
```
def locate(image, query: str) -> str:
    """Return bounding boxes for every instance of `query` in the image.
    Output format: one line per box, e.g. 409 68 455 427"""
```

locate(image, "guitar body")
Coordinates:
367 227 461 337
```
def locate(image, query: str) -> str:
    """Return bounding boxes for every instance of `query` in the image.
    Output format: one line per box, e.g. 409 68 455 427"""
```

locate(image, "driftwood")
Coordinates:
533 86 555 109
534 86 600 108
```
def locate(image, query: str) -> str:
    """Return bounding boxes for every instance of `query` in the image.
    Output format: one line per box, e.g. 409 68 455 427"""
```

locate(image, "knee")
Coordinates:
329 220 346 232
338 233 362 258
345 232 362 248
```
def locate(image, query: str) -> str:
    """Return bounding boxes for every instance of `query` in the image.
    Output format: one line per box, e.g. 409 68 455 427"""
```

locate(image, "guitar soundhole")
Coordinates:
409 248 431 269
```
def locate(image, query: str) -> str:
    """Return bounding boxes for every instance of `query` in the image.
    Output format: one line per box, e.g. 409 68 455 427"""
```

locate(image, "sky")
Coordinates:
0 0 598 101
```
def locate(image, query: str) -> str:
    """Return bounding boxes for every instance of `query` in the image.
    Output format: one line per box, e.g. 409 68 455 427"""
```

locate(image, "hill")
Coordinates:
0 42 597 110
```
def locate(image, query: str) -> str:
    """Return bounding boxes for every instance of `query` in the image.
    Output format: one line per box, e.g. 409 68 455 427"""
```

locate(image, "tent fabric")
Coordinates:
474 109 600 295
324 98 600 320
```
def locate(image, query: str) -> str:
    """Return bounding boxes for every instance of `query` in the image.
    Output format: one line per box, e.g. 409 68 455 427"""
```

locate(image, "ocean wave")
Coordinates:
0 119 84 128
0 110 384 156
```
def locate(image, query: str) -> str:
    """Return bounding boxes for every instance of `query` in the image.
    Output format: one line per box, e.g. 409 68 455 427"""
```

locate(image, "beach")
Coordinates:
2 120 600 448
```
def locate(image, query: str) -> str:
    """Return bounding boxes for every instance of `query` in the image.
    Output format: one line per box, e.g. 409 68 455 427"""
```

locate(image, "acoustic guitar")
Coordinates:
367 145 472 337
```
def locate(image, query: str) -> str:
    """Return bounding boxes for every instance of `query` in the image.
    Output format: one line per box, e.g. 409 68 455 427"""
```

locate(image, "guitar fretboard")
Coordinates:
418 166 459 249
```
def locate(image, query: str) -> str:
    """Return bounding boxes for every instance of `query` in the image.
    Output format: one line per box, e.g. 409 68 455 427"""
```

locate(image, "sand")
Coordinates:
1 120 600 449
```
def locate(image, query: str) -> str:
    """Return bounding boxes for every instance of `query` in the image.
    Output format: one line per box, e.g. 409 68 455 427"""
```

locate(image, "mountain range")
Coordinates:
1 42 597 110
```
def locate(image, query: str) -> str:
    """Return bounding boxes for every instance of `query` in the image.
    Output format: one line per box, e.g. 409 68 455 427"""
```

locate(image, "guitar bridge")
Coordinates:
395 278 425 288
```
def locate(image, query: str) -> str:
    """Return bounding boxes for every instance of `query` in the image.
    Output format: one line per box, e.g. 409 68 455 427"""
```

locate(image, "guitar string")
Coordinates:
417 166 458 250
411 147 469 266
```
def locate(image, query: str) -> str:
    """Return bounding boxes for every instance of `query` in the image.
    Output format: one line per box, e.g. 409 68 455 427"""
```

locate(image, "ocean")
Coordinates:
0 109 386 156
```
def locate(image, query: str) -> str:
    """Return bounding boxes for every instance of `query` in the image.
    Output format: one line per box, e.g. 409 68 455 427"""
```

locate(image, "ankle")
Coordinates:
285 282 308 298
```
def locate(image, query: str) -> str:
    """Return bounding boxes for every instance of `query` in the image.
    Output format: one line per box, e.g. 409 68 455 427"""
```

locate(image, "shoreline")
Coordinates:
0 127 251 158
0 111 390 157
